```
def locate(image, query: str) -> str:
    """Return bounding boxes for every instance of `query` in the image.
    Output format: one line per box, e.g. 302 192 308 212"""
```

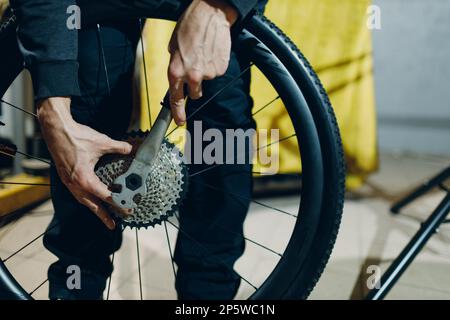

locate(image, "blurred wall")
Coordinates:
140 0 379 189
373 0 450 155
0 72 33 173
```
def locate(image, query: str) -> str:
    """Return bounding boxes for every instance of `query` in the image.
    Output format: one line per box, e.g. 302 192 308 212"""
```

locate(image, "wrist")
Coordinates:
37 97 74 130
204 0 239 25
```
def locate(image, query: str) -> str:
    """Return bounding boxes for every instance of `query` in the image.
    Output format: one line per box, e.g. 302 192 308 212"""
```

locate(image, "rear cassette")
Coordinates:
95 131 188 229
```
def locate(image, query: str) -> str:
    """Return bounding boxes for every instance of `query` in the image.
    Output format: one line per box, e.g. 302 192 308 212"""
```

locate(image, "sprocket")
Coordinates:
95 131 188 229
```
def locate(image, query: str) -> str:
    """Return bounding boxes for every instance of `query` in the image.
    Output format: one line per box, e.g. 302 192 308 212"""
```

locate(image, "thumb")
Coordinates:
104 138 133 155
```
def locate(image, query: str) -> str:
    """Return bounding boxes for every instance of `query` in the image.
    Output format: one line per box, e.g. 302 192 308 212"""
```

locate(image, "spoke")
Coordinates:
1 212 120 298
257 133 297 151
26 234 106 298
174 212 180 222
192 179 297 218
1 142 51 166
189 164 220 178
96 24 111 95
243 236 282 257
0 181 51 187
252 96 280 116
135 229 143 300
190 133 297 179
166 64 254 138
139 19 152 127
0 209 53 228
0 99 37 118
2 216 103 263
252 171 276 175
29 278 48 296
106 226 120 301
2 223 58 262
439 183 449 193
106 252 115 300
15 150 51 165
173 215 281 257
2 220 81 298
28 209 54 215
166 219 257 291
96 26 122 299
97 24 120 300
96 26 122 300
163 220 177 280
25 229 110 297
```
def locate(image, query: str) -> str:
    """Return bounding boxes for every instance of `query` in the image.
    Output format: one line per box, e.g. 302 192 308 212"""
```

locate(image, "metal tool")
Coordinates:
111 91 173 209
96 131 187 228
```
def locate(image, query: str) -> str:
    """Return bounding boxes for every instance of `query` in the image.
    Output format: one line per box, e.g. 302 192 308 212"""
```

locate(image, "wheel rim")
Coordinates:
0 14 339 300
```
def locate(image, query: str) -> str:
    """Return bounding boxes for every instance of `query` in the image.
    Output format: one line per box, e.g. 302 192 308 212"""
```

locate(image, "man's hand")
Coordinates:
37 97 133 230
168 0 238 125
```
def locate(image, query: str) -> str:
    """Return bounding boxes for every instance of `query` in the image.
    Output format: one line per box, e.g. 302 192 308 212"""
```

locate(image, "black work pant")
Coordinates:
2 0 267 300
44 23 256 300
44 21 140 300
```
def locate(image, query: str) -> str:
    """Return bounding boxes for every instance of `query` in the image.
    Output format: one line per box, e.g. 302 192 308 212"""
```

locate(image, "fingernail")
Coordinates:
107 219 116 230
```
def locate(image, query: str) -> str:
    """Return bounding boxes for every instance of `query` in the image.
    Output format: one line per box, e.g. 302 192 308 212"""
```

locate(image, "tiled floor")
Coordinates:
0 153 449 300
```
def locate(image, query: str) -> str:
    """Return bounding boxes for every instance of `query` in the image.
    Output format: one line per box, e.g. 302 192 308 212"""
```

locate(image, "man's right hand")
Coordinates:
37 97 133 230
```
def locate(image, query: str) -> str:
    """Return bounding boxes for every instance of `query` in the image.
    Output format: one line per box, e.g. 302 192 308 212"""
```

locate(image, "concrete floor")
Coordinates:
0 153 449 300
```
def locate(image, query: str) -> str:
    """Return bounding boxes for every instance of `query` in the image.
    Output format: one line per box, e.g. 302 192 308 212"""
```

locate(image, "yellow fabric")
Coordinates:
140 0 378 189
0 174 50 216
0 0 9 19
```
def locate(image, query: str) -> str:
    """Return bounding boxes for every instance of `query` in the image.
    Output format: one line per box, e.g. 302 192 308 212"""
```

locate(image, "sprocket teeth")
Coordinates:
96 130 188 230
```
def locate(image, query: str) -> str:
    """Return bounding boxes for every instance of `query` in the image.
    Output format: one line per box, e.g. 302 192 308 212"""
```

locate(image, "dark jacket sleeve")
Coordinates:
9 0 258 101
226 0 259 20
10 0 80 100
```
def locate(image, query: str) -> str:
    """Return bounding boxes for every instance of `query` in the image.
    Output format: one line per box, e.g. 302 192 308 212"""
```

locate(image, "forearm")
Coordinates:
8 0 257 102
10 0 80 100
37 97 73 129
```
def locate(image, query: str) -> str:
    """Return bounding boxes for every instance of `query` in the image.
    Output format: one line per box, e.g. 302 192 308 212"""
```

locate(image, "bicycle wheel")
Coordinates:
0 10 345 300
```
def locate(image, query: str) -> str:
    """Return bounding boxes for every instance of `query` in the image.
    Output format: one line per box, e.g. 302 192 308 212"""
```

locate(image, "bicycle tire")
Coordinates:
0 10 345 300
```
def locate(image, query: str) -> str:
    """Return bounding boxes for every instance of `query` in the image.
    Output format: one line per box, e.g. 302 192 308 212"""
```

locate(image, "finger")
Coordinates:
81 173 113 204
80 195 116 230
104 137 133 155
168 26 178 54
114 206 134 219
169 77 186 126
82 173 132 216
186 69 203 100
204 61 217 80
170 93 186 126
78 176 132 218
168 52 187 125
